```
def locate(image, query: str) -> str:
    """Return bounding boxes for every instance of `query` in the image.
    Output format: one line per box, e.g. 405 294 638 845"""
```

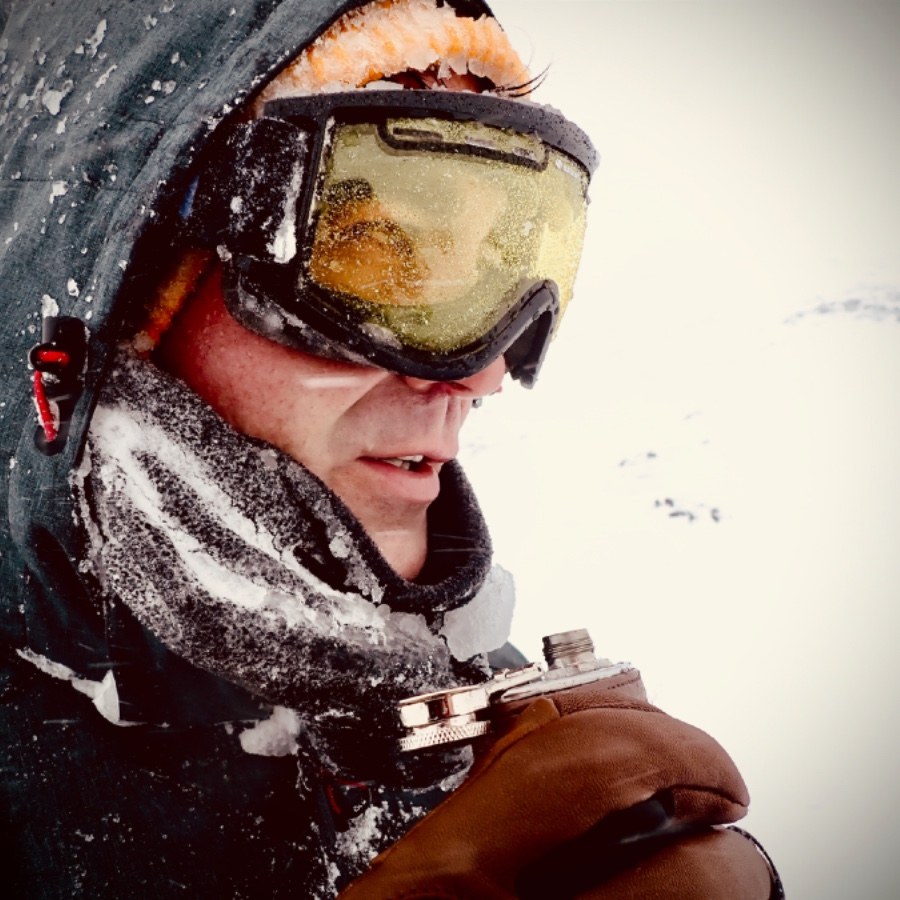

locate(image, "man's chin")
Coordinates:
336 468 434 578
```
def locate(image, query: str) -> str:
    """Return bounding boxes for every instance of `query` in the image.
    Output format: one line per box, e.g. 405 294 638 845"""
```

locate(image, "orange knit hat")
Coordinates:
135 0 529 355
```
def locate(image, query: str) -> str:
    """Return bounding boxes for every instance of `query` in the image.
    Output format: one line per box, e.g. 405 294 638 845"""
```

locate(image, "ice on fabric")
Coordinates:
16 648 124 725
74 348 504 779
238 705 301 757
441 564 515 660
266 153 303 262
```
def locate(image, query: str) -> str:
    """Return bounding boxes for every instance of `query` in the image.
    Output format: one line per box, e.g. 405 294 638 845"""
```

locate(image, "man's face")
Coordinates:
157 13 526 579
157 267 505 579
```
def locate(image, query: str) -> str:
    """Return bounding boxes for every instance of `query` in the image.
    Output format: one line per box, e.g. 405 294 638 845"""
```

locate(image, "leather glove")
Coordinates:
338 669 777 899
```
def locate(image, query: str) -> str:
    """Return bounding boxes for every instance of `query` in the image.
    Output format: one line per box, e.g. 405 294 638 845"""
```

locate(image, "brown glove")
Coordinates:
338 669 776 899
571 827 776 899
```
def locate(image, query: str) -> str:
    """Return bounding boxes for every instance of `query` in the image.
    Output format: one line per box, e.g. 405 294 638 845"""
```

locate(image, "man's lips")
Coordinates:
375 454 439 473
363 453 451 474
357 454 450 502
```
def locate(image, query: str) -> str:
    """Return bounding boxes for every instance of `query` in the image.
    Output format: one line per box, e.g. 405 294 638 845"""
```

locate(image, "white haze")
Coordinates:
461 2 900 897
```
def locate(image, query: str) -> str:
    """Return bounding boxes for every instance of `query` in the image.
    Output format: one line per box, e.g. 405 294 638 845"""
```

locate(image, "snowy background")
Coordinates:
460 2 900 897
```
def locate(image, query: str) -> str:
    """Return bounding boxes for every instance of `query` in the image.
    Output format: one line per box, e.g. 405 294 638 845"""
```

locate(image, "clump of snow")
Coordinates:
132 332 153 354
94 65 116 89
267 160 303 263
238 706 301 756
334 803 392 869
439 763 471 794
41 294 59 317
441 564 515 660
41 82 72 116
16 648 124 725
82 19 107 59
329 534 351 559
257 446 278 470
49 181 67 203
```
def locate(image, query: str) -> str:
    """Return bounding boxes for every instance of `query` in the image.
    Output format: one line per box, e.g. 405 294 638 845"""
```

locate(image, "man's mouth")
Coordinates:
379 454 432 472
360 453 449 503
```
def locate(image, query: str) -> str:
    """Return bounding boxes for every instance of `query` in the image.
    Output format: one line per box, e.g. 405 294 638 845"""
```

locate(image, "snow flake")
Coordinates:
329 534 351 559
42 82 74 116
41 295 60 318
83 20 108 59
95 65 117 88
238 706 301 757
267 152 305 263
49 181 68 203
16 649 125 725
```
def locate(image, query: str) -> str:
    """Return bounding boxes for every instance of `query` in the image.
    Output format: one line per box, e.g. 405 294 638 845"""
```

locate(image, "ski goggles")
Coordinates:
186 90 598 386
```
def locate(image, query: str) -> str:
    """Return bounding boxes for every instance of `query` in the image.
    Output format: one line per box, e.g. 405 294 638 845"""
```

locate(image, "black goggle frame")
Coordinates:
185 90 598 386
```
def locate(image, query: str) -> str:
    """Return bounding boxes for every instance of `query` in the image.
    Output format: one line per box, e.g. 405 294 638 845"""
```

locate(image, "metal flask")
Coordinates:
397 629 631 753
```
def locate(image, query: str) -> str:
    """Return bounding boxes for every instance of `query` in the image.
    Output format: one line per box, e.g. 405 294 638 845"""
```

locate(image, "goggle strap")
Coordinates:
186 118 311 259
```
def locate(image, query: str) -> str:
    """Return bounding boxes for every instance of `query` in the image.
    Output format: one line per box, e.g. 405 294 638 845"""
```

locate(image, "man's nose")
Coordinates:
399 355 506 398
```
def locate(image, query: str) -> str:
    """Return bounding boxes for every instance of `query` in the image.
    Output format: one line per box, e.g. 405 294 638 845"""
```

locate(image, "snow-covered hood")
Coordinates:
0 0 494 656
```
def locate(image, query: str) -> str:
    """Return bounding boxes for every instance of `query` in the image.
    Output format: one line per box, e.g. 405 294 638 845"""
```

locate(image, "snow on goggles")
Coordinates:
187 90 598 386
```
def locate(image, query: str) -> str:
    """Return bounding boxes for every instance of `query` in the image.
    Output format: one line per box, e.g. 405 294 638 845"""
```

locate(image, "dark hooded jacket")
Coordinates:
0 1 519 896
